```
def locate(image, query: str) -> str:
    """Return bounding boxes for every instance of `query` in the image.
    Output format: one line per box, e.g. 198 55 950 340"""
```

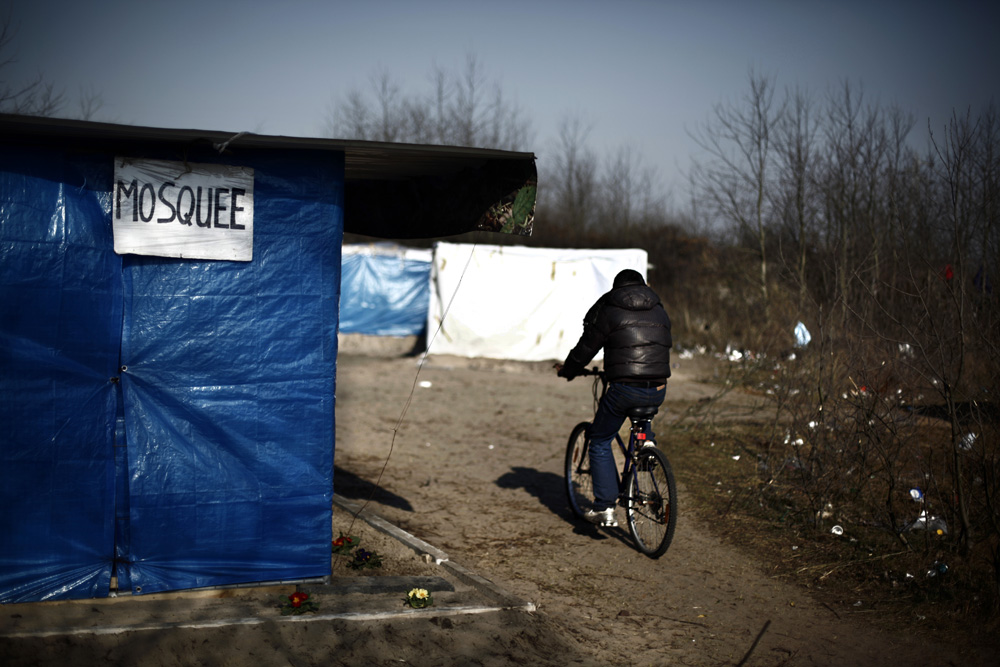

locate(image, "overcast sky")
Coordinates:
4 0 997 205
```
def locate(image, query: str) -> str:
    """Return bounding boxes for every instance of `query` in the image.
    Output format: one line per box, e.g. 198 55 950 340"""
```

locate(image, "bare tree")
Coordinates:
878 105 918 313
599 145 663 240
690 69 784 305
542 114 599 238
448 55 485 147
0 15 63 116
815 80 890 325
76 84 104 121
425 64 451 145
2 9 103 120
371 67 404 143
326 53 533 151
773 85 820 308
919 106 1000 556
327 67 403 142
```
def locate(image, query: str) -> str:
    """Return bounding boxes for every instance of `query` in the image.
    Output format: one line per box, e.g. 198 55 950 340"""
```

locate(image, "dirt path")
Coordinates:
3 350 989 666
333 351 982 666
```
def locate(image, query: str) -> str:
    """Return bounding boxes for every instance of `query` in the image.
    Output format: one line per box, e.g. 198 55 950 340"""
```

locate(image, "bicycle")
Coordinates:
564 367 678 558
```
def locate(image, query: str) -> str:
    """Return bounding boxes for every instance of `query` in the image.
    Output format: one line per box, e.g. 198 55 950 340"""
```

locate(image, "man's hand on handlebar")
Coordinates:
554 363 574 381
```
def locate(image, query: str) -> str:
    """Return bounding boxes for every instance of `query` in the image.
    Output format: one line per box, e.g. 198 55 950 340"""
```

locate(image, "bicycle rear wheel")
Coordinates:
626 446 677 558
565 421 595 519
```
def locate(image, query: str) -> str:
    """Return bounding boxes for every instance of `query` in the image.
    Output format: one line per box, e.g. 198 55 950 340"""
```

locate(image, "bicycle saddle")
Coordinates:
627 405 658 419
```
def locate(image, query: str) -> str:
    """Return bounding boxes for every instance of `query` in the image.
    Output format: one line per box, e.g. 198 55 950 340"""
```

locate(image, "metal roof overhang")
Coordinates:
0 114 536 239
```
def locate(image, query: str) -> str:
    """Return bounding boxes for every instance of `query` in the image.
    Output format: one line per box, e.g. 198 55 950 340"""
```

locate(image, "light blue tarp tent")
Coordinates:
0 114 536 603
339 244 432 336
1 142 343 601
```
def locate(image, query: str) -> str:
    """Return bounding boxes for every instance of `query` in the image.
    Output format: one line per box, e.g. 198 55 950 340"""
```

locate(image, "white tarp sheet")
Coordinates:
427 242 648 362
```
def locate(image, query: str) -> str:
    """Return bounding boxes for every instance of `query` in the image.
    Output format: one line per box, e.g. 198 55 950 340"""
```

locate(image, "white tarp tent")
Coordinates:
427 242 648 362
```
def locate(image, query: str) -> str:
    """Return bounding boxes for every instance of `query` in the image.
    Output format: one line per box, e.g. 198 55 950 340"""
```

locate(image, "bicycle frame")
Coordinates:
611 418 655 499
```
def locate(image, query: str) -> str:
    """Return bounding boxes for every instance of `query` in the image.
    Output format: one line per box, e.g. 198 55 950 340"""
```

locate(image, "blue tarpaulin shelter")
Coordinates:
339 244 432 337
0 114 536 603
1 144 342 601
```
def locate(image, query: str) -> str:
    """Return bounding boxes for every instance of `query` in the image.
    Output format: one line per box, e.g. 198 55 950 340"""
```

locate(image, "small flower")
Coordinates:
405 587 433 608
348 547 383 570
332 532 359 555
278 590 318 615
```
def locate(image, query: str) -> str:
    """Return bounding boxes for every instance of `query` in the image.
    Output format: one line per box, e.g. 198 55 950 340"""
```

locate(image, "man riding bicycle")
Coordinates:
556 269 672 527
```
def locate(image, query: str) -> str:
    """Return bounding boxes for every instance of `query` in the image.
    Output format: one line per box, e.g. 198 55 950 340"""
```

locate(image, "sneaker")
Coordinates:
583 507 618 527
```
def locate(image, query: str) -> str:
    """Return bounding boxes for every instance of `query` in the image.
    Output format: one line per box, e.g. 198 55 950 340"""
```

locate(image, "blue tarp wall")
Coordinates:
0 146 343 602
338 245 430 336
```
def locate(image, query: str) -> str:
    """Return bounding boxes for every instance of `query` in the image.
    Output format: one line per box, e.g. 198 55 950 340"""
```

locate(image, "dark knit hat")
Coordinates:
613 269 645 288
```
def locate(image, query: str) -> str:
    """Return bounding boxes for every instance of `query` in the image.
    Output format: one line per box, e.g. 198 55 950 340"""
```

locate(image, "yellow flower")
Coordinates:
408 588 429 600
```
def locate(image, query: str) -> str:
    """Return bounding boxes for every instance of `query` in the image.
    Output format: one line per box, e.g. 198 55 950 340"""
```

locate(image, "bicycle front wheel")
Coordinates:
565 421 595 519
626 446 677 558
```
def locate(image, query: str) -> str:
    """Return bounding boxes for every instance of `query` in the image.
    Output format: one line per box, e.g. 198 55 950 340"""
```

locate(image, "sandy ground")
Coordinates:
2 343 994 666
331 348 992 666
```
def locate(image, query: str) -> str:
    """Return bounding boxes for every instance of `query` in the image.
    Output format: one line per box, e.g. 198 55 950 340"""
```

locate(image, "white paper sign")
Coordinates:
113 158 254 261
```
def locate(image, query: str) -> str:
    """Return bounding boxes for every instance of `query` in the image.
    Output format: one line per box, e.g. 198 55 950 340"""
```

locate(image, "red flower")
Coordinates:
333 537 344 547
289 592 309 608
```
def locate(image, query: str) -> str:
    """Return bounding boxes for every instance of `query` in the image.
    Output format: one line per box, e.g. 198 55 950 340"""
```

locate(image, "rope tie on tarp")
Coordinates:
213 132 247 154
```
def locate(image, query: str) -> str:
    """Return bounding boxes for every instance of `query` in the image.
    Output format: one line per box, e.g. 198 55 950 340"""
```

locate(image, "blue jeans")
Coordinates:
589 382 666 510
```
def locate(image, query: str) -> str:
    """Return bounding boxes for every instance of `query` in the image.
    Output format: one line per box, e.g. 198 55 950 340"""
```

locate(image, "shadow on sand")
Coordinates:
495 466 626 543
333 466 413 512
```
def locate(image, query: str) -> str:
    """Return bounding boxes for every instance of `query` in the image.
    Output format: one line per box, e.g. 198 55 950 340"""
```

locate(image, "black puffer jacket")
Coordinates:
562 282 672 382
